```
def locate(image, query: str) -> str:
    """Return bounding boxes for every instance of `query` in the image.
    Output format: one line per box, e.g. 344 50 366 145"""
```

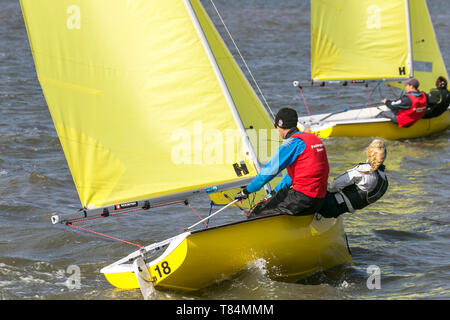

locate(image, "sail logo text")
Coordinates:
171 121 280 165
366 5 381 30
67 5 81 30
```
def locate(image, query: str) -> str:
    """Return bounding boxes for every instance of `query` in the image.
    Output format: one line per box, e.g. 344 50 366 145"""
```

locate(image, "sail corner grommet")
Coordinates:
51 215 60 224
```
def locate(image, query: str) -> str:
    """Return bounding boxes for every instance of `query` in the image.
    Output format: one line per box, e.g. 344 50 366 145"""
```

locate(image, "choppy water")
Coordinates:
1 0 449 301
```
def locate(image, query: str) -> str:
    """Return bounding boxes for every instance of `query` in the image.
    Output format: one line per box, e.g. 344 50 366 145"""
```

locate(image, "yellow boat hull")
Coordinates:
102 214 352 291
300 108 449 140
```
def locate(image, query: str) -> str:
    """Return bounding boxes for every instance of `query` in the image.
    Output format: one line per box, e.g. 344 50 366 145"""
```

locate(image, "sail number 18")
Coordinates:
153 261 171 279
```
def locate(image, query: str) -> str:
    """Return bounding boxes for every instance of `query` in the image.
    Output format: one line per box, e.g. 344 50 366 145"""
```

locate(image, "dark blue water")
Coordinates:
0 0 449 300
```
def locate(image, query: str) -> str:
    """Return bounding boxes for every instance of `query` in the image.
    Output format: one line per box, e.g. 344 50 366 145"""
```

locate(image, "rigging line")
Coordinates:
297 86 311 116
365 86 372 106
389 85 399 100
188 203 209 228
209 0 275 119
206 201 214 225
223 193 250 216
67 223 143 249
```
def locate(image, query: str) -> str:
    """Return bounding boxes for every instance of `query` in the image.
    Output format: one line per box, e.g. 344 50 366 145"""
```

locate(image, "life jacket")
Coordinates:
423 88 450 119
340 165 388 211
396 92 427 127
286 132 329 198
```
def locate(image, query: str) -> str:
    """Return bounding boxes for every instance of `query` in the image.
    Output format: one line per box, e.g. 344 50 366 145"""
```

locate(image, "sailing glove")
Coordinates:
235 188 249 201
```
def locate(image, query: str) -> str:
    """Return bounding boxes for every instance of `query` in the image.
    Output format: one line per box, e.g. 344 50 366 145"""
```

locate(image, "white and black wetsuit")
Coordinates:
423 87 450 119
318 163 388 218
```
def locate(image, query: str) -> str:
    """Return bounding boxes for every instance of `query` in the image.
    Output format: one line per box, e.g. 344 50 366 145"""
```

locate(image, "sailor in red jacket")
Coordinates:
235 108 329 218
379 78 428 127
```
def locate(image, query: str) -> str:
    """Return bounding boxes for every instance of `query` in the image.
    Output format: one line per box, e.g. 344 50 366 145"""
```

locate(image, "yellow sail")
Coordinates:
20 0 259 209
389 0 448 91
311 0 412 81
190 0 282 205
190 0 278 164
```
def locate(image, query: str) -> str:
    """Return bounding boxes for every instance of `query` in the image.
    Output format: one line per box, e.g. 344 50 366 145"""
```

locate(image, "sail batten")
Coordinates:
20 0 262 209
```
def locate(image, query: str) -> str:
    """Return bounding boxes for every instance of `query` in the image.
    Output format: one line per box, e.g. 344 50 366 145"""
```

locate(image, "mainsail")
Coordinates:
311 0 413 81
310 0 448 90
20 0 270 211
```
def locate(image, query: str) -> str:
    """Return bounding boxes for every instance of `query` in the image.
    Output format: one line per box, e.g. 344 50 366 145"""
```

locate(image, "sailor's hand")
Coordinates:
381 98 387 104
235 188 249 201
264 190 276 200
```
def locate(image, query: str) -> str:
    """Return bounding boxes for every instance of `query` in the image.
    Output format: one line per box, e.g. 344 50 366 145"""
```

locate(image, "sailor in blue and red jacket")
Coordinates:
379 78 428 127
235 108 329 218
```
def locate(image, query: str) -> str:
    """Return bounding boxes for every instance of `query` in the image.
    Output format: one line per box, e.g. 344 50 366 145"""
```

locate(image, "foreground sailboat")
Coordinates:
20 0 352 296
296 0 449 140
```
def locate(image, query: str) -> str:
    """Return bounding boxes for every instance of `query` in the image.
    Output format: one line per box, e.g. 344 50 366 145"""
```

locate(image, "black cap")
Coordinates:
274 108 298 129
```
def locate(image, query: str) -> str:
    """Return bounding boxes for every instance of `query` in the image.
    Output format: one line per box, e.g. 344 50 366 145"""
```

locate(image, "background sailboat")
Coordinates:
296 0 449 140
19 0 352 295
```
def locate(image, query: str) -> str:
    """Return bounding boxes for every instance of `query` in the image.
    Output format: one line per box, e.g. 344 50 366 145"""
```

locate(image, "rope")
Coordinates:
223 193 250 216
389 85 399 99
188 204 209 228
298 86 312 116
67 223 143 249
209 0 275 119
206 202 214 225
365 85 372 106
364 81 386 108
64 200 187 247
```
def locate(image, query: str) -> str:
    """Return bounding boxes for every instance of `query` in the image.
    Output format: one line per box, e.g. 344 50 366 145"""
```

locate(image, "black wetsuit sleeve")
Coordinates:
385 95 412 112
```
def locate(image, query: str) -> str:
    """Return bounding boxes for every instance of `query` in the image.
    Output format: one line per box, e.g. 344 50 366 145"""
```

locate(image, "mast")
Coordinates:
404 0 414 78
184 0 270 195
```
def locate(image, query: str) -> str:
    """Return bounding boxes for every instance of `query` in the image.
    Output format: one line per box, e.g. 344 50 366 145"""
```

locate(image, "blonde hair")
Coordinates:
365 139 387 172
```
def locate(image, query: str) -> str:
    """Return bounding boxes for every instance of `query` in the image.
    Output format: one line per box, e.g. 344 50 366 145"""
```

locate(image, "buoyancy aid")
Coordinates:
339 165 388 212
396 92 427 127
286 132 329 198
423 88 450 119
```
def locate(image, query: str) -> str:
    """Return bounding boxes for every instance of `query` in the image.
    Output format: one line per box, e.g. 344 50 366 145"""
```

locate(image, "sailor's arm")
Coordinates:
273 172 292 192
328 166 360 192
238 138 305 197
381 95 412 111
